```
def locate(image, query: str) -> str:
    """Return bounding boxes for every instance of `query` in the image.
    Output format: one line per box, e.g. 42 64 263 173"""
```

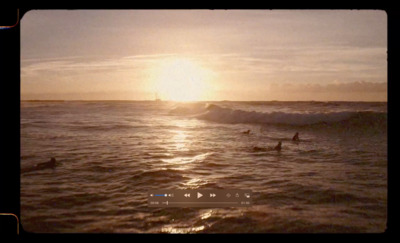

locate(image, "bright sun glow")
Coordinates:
153 58 213 102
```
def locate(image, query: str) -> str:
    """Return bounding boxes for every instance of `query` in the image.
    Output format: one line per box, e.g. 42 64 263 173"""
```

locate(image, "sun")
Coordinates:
152 58 212 102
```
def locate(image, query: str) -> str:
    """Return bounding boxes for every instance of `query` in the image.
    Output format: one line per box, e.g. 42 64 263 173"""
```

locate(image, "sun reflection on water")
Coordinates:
200 210 213 220
161 225 205 234
181 177 209 189
171 130 188 151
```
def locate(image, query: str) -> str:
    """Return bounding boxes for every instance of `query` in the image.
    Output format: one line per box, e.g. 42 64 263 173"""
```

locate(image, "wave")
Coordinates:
169 103 208 115
192 104 386 127
66 123 141 132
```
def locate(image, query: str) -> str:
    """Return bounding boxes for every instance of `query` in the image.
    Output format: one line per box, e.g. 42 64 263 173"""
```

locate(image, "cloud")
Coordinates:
21 55 165 78
21 53 197 78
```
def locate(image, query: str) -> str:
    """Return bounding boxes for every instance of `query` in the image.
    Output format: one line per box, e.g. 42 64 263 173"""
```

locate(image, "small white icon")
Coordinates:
226 193 231 198
197 192 203 199
150 194 154 197
235 193 239 198
210 193 216 198
244 193 250 198
184 193 191 198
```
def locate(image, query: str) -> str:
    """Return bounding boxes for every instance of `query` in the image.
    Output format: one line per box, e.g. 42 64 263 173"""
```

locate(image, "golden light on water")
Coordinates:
153 58 213 102
172 130 188 151
161 225 205 234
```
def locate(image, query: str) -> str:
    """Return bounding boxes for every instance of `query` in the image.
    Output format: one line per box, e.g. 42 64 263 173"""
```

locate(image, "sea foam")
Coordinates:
171 103 386 126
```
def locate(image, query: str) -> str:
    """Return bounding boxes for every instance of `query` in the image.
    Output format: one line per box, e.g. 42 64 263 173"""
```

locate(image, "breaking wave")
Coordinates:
170 103 387 127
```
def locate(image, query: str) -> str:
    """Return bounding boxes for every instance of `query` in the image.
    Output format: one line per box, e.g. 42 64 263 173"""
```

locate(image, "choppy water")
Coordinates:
20 101 387 233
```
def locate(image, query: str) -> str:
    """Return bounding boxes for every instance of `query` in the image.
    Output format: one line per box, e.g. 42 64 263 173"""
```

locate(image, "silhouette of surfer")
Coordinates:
274 141 282 151
292 132 300 141
252 141 282 152
21 157 58 173
35 157 57 170
242 130 251 134
252 146 265 152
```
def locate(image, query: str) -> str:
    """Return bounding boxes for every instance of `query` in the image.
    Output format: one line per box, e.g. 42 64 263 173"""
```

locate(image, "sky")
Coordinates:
21 10 387 101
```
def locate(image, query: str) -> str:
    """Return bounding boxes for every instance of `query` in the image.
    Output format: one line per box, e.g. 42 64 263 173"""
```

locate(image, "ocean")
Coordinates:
20 100 387 233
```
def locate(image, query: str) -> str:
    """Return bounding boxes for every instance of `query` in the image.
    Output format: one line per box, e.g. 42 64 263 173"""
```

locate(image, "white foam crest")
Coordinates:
196 105 356 125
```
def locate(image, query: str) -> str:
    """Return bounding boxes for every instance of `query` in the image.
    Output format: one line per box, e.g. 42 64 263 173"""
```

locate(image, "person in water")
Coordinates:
292 132 300 141
242 130 251 134
253 141 282 152
274 141 282 151
252 146 265 151
21 157 57 173
35 157 57 170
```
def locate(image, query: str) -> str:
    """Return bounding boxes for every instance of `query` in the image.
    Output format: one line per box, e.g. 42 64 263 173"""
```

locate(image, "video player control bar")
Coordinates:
148 190 252 208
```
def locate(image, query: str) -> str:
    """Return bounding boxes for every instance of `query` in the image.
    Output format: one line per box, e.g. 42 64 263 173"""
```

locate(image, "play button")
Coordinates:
197 192 203 199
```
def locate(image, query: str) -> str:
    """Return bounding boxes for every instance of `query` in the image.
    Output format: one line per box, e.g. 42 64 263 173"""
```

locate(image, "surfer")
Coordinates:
21 157 58 174
242 130 251 134
292 132 300 141
252 141 282 152
35 157 57 170
274 141 282 151
252 146 266 152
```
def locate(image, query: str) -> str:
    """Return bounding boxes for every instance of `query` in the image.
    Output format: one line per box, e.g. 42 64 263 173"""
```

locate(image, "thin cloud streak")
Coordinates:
21 54 177 77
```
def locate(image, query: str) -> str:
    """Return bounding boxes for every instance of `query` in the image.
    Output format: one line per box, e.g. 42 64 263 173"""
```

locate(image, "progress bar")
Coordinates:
148 189 252 208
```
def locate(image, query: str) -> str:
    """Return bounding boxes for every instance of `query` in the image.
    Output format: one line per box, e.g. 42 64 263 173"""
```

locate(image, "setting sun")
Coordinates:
20 10 388 234
152 58 213 102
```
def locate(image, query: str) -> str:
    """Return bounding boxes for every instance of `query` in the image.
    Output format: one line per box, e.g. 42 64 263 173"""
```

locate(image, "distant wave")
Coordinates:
170 103 387 127
169 103 208 115
65 123 144 132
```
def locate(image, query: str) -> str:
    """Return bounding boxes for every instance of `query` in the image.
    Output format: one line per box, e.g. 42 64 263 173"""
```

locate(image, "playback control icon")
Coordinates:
148 190 252 208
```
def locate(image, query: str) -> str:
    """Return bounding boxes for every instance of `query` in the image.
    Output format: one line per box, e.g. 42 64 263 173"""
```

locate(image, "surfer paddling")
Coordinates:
252 141 282 152
21 157 58 173
242 130 251 134
292 132 300 141
35 157 57 170
274 141 282 151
